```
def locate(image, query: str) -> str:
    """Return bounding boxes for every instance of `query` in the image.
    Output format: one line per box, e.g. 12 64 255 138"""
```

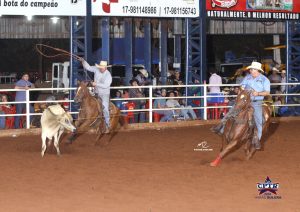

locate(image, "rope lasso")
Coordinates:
35 44 83 61
35 44 94 81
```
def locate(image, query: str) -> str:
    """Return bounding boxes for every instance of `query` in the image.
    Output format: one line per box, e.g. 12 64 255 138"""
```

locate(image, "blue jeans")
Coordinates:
155 110 173 122
180 105 197 120
0 111 5 129
132 101 146 123
252 101 263 140
99 94 110 127
14 103 34 128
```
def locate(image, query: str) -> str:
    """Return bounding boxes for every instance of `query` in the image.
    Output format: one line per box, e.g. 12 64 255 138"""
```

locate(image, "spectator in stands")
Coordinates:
273 90 283 116
113 90 123 109
268 67 282 94
280 70 287 93
14 73 35 128
208 68 222 93
153 89 173 122
0 94 15 129
168 70 184 93
135 69 151 86
129 79 146 123
122 89 129 99
166 91 197 120
0 100 5 129
187 79 202 118
45 95 57 107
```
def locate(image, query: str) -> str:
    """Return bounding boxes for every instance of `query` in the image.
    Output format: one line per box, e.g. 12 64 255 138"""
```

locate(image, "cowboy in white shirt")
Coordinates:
208 69 222 93
81 60 112 133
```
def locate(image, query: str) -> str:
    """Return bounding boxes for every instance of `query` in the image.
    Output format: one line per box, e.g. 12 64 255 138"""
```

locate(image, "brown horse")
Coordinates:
210 88 272 166
67 81 122 144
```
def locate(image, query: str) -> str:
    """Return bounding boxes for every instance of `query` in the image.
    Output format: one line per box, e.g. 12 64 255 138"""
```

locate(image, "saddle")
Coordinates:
93 97 117 125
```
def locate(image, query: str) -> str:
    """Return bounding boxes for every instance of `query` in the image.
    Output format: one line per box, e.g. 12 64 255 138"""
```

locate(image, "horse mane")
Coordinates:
79 81 92 97
78 81 103 117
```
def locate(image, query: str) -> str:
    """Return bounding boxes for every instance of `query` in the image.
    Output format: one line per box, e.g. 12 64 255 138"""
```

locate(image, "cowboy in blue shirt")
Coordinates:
212 62 270 150
241 62 270 149
14 73 35 128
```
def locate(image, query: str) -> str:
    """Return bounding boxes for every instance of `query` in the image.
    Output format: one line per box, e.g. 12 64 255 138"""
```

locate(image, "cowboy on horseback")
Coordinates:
81 59 112 133
212 61 271 150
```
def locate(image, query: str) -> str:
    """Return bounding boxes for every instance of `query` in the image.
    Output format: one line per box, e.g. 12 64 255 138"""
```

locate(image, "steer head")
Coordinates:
58 113 76 133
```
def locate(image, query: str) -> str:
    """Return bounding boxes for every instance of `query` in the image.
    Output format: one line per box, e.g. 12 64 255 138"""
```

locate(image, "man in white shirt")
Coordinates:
208 69 222 93
81 59 112 133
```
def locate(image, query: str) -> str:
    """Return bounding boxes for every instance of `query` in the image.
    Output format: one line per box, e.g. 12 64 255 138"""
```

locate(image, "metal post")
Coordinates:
149 86 153 123
101 17 110 62
125 18 133 85
185 18 190 106
200 0 207 83
174 35 181 71
203 82 207 120
85 0 92 64
159 20 168 85
70 17 78 113
26 90 30 129
144 19 152 78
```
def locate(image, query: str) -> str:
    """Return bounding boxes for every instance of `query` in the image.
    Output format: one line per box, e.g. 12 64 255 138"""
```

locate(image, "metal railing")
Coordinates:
0 82 299 129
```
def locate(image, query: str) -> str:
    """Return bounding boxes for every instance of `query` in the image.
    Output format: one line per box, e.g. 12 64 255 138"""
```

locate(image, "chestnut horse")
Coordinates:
68 81 122 143
210 88 272 166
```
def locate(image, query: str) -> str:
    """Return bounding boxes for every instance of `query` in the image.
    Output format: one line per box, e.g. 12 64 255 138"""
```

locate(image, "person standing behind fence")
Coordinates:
280 70 287 94
129 79 146 123
208 68 222 93
14 73 35 129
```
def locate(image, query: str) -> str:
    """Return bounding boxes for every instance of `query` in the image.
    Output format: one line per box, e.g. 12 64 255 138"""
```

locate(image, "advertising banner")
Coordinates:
0 0 86 16
206 0 300 20
92 0 200 18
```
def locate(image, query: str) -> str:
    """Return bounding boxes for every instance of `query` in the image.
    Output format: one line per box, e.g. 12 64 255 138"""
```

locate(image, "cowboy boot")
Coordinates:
210 121 225 135
104 123 110 134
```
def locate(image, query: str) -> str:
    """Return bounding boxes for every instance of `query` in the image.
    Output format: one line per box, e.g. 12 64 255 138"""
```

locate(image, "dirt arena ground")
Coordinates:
0 120 299 212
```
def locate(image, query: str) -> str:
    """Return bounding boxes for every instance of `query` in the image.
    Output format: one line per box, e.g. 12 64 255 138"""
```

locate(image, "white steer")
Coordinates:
40 104 76 157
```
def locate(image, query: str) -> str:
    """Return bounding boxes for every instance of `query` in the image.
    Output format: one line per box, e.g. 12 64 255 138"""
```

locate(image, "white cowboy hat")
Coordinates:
95 60 108 68
246 61 264 72
139 69 149 78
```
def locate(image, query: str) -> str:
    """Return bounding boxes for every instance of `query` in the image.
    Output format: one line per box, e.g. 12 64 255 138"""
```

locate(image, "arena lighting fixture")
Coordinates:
51 17 60 24
26 15 33 21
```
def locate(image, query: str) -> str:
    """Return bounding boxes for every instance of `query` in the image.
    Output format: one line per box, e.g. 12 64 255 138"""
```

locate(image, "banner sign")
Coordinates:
92 0 199 17
206 0 300 20
0 0 86 16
